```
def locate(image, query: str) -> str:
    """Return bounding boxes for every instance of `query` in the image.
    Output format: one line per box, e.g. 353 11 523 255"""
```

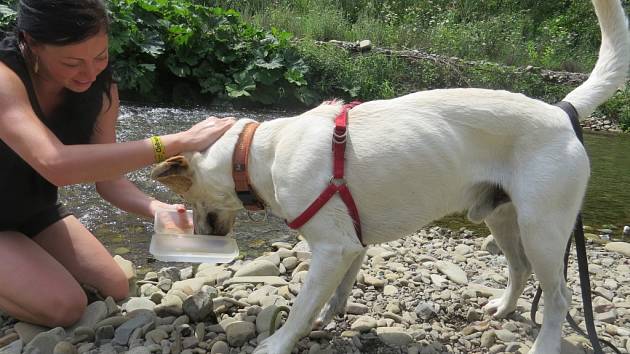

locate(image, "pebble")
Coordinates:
0 226 627 354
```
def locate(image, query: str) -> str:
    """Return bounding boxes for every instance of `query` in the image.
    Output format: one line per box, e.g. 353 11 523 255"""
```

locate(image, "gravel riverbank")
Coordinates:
1 226 629 354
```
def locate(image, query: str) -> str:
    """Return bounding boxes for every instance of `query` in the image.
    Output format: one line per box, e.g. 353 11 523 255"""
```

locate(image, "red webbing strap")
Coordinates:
287 102 365 246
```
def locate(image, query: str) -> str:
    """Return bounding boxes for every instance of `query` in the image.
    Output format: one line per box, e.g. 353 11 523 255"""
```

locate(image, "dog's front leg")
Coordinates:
253 241 364 354
315 248 367 328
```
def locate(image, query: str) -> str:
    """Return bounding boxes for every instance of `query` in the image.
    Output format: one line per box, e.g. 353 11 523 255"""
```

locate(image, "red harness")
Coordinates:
286 101 365 247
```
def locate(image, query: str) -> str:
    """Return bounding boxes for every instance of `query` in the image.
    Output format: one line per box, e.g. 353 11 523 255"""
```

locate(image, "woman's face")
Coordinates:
30 30 109 93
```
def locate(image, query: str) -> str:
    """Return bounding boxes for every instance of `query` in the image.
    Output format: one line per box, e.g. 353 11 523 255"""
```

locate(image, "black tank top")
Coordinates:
0 36 107 226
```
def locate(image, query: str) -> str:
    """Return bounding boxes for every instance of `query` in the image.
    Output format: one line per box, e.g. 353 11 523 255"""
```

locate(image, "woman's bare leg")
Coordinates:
0 230 87 327
32 215 129 301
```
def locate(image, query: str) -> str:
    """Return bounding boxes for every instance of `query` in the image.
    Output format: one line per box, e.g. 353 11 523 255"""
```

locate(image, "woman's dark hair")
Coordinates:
15 0 113 118
16 0 110 45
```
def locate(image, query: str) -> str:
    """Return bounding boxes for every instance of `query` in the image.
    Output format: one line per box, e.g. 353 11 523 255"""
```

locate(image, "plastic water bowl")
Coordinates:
149 209 239 263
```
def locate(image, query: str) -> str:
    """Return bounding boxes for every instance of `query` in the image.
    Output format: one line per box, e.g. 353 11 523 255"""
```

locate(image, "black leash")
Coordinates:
529 101 621 354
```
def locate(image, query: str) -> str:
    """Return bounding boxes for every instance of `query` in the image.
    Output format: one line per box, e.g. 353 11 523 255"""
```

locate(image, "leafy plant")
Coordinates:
108 0 313 105
0 2 17 38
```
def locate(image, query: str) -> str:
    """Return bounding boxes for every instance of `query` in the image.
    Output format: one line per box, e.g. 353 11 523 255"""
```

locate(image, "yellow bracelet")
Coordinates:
150 136 166 163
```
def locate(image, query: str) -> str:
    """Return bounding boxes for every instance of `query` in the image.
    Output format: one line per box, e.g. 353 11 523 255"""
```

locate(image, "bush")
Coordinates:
0 2 16 38
108 0 312 105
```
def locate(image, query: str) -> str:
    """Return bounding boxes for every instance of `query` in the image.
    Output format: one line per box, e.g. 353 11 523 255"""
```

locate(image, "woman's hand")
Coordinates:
151 201 194 234
181 116 236 152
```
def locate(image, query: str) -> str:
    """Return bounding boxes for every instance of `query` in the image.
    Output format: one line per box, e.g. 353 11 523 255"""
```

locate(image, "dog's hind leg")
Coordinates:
314 248 367 328
518 213 573 354
482 203 532 318
254 234 364 354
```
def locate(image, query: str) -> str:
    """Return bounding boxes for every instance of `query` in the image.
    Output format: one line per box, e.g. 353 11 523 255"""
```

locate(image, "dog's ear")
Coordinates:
151 155 193 194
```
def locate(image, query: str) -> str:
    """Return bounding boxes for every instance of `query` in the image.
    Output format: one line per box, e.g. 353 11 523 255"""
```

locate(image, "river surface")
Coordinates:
59 103 630 273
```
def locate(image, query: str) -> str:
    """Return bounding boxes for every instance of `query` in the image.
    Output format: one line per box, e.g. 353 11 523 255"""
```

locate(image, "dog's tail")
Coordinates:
562 0 630 120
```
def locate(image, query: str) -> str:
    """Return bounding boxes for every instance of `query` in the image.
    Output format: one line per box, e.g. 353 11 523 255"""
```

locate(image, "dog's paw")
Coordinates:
483 297 516 319
314 302 336 329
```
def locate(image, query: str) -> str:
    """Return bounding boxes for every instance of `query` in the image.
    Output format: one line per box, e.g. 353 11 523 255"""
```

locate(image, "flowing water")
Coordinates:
59 103 630 273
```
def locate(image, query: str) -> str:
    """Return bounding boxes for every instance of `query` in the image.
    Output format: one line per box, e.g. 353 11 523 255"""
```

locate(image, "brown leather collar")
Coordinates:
232 122 265 211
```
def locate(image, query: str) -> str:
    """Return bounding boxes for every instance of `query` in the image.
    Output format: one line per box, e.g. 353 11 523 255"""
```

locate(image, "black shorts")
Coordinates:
0 203 73 238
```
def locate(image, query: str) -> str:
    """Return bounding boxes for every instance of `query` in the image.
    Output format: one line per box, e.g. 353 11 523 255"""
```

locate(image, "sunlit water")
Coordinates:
59 103 630 273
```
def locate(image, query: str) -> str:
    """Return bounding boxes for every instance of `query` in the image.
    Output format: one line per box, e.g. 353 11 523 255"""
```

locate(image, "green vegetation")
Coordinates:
0 0 628 128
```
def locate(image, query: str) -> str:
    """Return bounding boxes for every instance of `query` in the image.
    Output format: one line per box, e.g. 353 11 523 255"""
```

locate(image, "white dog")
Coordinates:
152 1 629 353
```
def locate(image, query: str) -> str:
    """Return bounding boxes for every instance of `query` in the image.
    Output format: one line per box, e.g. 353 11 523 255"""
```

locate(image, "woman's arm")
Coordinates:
92 85 180 218
0 67 233 187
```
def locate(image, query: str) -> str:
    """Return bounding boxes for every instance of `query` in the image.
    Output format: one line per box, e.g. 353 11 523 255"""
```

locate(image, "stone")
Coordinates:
124 297 156 312
225 321 256 347
436 261 468 284
53 341 77 354
155 294 184 317
376 327 412 346
182 287 218 323
346 302 369 315
210 340 229 354
234 260 280 277
256 305 284 334
114 255 137 296
14 322 47 344
350 316 377 332
0 339 22 354
24 327 66 354
223 276 288 286
605 242 630 257
112 312 154 346
67 301 108 334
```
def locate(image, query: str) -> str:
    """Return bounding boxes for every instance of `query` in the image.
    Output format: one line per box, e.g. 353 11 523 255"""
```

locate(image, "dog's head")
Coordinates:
151 153 241 236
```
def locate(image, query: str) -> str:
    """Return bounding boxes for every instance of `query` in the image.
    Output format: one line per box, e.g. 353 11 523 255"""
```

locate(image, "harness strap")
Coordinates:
530 101 621 354
287 102 365 247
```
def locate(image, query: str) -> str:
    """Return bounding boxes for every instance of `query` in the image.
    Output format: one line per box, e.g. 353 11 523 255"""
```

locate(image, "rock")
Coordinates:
0 339 22 354
375 327 412 346
436 261 468 284
605 242 630 257
383 285 398 296
113 255 137 296
414 302 437 320
346 302 369 315
256 305 284 334
358 39 372 51
67 301 108 334
112 312 154 346
350 316 377 332
171 278 215 294
234 259 280 277
14 322 47 344
363 274 386 288
223 276 288 286
124 297 156 312
210 341 229 354
182 287 218 323
366 247 395 259
155 294 184 317
94 325 114 345
623 225 630 236
53 341 77 354
282 257 299 270
24 327 66 354
70 327 94 344
225 321 256 347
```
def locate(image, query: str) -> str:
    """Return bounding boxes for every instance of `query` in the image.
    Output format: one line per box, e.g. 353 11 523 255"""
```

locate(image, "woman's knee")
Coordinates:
100 267 130 300
40 287 88 327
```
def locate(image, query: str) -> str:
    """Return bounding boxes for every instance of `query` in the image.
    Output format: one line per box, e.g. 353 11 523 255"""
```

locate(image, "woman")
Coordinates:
0 0 234 327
